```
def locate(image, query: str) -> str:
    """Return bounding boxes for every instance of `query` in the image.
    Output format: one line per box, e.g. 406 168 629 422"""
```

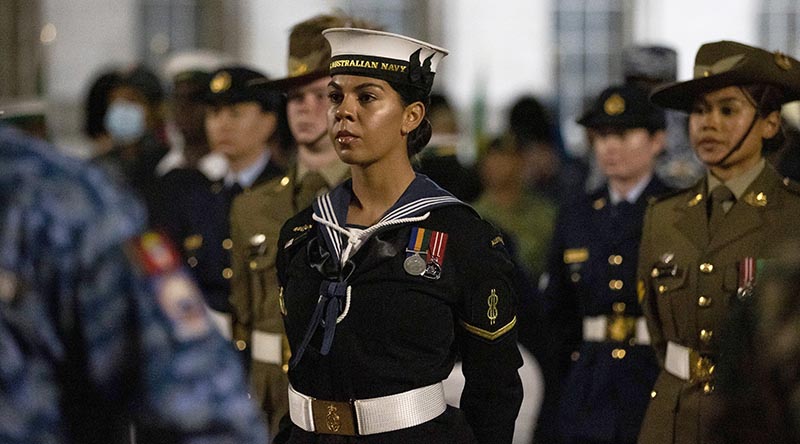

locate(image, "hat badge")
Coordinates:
288 59 309 77
210 71 232 93
774 51 792 71
604 93 626 116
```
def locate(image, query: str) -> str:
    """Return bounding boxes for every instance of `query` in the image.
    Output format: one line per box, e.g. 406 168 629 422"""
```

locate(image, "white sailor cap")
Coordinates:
323 28 448 96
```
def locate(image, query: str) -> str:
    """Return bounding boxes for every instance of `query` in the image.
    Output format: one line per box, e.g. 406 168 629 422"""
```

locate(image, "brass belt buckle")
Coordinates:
606 315 636 342
689 350 715 383
311 398 357 435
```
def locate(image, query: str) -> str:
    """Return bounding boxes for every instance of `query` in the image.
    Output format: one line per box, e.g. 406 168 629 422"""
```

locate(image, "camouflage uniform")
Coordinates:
0 124 267 444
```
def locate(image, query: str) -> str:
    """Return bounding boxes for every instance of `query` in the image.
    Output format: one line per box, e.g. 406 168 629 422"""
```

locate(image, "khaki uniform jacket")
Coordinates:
637 165 800 444
229 165 348 435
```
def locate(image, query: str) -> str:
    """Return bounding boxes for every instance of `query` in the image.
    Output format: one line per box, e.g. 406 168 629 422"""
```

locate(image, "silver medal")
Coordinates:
404 253 427 275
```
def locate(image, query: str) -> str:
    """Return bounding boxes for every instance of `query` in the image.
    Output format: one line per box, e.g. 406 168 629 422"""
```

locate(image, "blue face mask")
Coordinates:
104 100 146 144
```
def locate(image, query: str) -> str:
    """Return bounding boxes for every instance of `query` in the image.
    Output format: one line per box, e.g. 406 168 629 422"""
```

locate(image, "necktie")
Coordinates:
708 185 735 236
296 172 328 209
228 182 243 196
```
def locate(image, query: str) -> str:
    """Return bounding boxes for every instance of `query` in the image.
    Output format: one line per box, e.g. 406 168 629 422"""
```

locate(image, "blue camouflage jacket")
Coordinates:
0 125 267 444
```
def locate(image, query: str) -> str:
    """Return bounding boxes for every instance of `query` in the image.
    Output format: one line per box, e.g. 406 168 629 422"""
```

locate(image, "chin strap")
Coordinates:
708 87 761 167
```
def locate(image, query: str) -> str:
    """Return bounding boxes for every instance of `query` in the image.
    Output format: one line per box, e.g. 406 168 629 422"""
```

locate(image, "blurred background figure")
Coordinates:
767 101 800 182
536 84 670 444
157 66 287 343
473 135 556 283
229 13 376 438
82 68 122 156
0 122 268 444
156 49 232 181
91 65 169 224
413 92 482 202
712 239 800 444
508 95 588 202
622 44 705 189
638 40 800 444
0 98 48 141
462 135 554 444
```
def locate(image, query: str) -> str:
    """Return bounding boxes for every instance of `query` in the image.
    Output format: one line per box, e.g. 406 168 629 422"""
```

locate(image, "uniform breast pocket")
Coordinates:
650 263 689 336
651 267 688 296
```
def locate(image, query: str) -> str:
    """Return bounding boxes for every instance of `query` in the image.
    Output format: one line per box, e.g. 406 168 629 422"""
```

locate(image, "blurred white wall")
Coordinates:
37 0 764 153
439 0 554 136
42 0 139 155
632 0 758 81
239 0 331 79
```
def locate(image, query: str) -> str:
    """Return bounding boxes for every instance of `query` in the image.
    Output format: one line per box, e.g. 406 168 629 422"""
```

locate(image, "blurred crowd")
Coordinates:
4 10 800 444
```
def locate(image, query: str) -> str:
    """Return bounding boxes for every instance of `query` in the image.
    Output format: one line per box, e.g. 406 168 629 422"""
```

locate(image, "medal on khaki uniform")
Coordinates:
737 257 763 300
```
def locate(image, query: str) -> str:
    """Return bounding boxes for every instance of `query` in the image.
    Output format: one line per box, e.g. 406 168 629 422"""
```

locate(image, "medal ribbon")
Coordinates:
427 231 448 266
406 227 432 258
739 257 755 289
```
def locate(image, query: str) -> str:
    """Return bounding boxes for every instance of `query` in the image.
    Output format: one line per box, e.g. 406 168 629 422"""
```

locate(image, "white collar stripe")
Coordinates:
381 196 460 221
318 195 343 257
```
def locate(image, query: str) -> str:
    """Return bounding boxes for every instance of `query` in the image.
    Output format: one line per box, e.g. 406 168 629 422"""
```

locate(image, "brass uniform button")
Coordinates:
612 302 626 314
222 238 233 250
611 348 627 359
222 268 234 279
235 340 247 351
608 255 623 265
703 382 714 395
570 272 581 283
699 329 713 343
280 176 290 187
187 257 198 268
570 351 581 362
658 285 667 294
650 267 659 278
250 233 266 246
593 198 606 210
699 263 714 273
650 390 657 399
249 260 259 270
698 296 712 307
609 280 624 290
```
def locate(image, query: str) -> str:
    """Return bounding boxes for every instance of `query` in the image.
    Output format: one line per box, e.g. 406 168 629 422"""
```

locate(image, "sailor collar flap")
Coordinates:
311 174 464 266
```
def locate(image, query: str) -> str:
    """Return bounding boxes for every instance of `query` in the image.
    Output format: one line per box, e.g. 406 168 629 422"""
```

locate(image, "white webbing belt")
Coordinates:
251 330 282 365
582 316 651 344
665 341 691 380
288 382 447 435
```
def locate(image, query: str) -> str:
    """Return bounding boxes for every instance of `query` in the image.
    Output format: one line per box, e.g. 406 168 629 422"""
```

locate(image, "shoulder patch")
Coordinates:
127 232 212 340
128 232 182 275
153 271 210 340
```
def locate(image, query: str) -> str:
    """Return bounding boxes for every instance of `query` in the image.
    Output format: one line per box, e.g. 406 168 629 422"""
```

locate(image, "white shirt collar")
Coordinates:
225 150 270 188
608 173 653 205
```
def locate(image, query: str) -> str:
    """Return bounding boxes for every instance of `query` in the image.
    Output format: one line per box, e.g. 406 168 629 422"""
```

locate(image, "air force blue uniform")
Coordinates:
539 178 671 443
0 125 267 444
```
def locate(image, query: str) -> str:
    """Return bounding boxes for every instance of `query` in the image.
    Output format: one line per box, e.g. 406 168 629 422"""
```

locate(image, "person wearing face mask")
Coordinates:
92 65 169 224
637 41 800 444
